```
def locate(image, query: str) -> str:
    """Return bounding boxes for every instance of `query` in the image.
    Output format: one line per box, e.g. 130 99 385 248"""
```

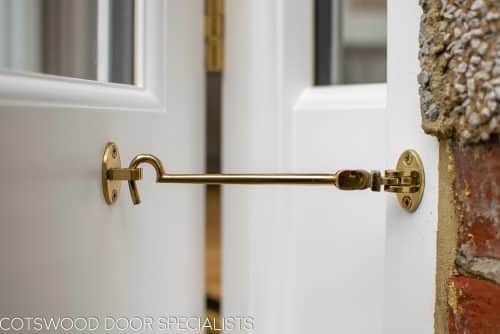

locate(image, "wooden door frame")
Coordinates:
223 1 390 332
223 1 312 331
383 2 439 333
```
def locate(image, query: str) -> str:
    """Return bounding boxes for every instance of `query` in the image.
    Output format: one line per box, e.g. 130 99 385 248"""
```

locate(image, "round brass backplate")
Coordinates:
102 142 121 205
396 149 425 212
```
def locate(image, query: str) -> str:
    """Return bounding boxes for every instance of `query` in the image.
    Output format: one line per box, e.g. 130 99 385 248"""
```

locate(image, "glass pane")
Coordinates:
0 0 135 84
315 0 387 85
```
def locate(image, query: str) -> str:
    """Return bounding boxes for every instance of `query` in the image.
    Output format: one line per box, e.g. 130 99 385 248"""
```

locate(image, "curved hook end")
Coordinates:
127 154 166 205
128 180 142 205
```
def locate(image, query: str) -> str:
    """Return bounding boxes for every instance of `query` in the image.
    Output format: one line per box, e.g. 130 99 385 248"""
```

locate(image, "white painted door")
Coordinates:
223 1 438 333
0 1 205 333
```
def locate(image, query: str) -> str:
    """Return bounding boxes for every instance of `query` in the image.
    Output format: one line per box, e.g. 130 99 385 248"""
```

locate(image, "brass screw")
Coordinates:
404 152 412 165
111 145 118 159
112 189 118 201
402 196 412 210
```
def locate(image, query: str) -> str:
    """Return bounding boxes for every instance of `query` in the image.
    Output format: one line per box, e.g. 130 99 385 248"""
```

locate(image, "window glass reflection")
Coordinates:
0 0 135 84
315 0 387 85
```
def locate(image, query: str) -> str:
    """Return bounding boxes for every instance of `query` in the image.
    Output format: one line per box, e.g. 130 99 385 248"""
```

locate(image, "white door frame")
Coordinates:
383 2 439 333
223 0 438 333
223 0 312 331
223 0 386 332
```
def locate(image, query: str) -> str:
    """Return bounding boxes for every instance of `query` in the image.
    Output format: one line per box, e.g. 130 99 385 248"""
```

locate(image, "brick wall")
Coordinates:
447 142 500 333
418 0 500 332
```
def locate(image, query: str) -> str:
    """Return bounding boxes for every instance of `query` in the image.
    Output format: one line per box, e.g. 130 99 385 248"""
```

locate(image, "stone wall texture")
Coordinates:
419 1 500 333
419 0 500 143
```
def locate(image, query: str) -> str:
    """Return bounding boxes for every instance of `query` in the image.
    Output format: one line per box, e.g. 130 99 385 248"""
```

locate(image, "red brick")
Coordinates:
452 142 500 260
448 276 500 334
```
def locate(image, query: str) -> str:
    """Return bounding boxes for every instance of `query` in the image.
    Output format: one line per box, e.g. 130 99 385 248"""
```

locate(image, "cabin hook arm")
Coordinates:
102 142 425 212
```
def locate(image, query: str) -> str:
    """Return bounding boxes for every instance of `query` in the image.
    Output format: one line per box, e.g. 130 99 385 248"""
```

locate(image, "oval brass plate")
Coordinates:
396 149 425 212
102 142 121 205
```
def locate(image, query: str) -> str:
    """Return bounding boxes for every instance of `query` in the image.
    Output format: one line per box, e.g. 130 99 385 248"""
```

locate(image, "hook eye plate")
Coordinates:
102 142 122 205
395 149 425 212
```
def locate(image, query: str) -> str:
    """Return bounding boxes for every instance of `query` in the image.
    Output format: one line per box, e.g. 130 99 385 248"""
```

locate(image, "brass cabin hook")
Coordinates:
102 142 425 212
